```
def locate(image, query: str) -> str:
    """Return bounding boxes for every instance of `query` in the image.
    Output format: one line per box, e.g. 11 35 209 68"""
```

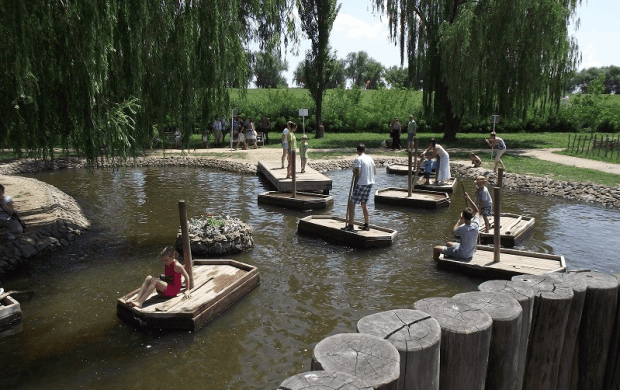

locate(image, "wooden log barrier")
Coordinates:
452 291 523 390
551 273 587 390
413 297 492 390
572 271 619 390
357 309 441 390
277 371 373 390
604 275 620 390
311 333 400 390
478 280 534 390
512 274 573 390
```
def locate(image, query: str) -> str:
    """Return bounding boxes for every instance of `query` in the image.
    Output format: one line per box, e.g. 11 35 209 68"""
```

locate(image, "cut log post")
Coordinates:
551 273 587 390
604 275 620 389
357 309 441 390
452 291 523 390
414 297 492 390
512 274 574 390
478 280 535 390
572 272 619 390
311 333 400 390
497 168 504 187
277 371 373 390
178 201 193 281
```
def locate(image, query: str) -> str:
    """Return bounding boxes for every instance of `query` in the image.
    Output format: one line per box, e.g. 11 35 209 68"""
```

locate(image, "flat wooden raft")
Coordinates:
374 187 450 209
257 160 332 194
117 259 259 330
385 163 412 175
257 191 333 210
298 215 397 248
414 177 457 193
437 246 566 279
0 294 22 334
479 213 535 247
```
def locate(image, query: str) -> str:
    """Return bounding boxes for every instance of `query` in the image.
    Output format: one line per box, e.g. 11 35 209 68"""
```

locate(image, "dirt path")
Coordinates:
510 148 620 175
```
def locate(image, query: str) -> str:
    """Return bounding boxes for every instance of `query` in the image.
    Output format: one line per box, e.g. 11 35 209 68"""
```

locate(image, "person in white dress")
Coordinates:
425 139 451 185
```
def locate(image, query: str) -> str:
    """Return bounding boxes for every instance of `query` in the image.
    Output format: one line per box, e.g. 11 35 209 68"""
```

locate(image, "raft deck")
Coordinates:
374 187 450 209
479 213 535 247
414 177 457 193
117 259 259 330
0 294 22 336
258 191 333 210
437 245 566 279
298 215 397 248
257 160 332 194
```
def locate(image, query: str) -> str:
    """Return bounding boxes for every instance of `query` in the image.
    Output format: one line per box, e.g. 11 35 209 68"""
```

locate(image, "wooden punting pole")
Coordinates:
291 150 296 198
178 201 194 281
408 149 413 197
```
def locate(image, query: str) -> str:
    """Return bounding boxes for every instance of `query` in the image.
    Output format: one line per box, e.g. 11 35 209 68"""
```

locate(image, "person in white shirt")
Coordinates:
342 143 376 232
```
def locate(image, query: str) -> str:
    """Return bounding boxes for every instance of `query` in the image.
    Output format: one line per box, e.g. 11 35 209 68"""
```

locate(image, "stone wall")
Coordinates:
175 223 254 257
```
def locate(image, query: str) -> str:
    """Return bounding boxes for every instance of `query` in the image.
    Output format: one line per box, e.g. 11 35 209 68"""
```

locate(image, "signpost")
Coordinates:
299 109 308 134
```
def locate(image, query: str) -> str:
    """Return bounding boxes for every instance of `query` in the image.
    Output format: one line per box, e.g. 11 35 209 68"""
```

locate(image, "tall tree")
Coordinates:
297 0 341 137
374 0 581 140
293 51 345 88
0 0 295 164
344 51 385 89
253 48 289 88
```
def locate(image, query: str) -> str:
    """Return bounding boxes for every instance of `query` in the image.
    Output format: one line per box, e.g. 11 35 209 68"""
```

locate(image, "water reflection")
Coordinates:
1 166 618 389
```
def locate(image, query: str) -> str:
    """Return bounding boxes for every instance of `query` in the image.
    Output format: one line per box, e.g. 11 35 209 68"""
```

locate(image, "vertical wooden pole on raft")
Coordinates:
178 200 194 282
408 149 413 197
291 150 296 198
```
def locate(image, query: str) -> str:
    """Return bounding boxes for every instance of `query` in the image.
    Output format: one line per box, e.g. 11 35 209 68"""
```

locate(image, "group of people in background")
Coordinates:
388 115 418 151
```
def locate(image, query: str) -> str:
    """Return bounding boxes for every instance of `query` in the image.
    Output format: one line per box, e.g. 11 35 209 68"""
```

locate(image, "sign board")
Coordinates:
492 115 500 123
299 109 308 117
232 109 238 117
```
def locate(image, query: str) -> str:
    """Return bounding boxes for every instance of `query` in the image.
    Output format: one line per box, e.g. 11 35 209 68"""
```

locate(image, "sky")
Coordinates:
281 0 620 87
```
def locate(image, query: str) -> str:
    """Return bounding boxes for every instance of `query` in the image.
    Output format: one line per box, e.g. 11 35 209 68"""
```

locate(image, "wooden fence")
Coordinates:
277 271 620 390
567 133 620 159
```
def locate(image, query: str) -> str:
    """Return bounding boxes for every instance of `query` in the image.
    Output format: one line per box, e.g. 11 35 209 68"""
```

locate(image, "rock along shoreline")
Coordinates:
0 154 618 277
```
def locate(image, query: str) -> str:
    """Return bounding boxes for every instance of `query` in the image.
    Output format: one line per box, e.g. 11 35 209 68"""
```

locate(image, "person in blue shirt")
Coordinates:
434 192 480 261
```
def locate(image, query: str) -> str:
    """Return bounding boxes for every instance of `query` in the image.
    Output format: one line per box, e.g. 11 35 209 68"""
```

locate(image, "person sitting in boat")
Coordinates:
127 246 194 308
425 139 451 185
433 192 480 261
474 176 492 233
470 152 482 168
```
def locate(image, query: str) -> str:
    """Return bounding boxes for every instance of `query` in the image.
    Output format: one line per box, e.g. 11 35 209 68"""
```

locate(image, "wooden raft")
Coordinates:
375 187 450 209
0 294 22 335
257 191 333 210
437 246 566 279
385 163 412 175
414 177 457 193
298 215 397 248
257 160 332 194
117 259 259 330
479 213 535 247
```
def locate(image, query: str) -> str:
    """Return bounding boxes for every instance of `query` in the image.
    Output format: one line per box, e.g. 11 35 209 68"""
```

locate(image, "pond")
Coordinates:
2 166 619 389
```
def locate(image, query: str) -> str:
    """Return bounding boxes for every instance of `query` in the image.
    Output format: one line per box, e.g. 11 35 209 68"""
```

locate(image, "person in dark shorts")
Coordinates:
343 143 377 232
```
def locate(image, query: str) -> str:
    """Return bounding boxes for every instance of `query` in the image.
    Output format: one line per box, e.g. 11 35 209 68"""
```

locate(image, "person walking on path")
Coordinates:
286 122 298 178
474 176 492 233
389 118 402 150
342 143 376 232
281 121 290 168
486 131 507 172
407 115 417 151
260 114 271 144
433 192 480 260
425 139 451 185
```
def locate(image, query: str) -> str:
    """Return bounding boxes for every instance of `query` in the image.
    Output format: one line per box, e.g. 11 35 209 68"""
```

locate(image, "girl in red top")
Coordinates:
128 246 193 308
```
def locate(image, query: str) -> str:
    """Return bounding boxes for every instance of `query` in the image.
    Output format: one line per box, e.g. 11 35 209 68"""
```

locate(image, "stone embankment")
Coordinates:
175 222 254 257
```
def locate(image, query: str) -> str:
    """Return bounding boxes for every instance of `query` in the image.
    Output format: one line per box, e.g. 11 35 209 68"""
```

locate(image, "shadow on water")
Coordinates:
1 166 619 389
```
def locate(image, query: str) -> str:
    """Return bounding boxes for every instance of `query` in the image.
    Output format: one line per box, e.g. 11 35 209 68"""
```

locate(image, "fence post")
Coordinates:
605 136 610 158
571 134 578 153
587 134 593 155
567 134 571 150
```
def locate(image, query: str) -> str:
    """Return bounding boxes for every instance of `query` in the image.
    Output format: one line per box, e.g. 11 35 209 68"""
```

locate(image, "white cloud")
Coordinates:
333 13 388 41
581 43 601 69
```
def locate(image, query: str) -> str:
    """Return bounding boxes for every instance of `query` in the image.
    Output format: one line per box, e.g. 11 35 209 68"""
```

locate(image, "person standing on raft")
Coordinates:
474 176 492 233
342 143 376 232
433 192 480 261
425 139 451 185
127 246 193 308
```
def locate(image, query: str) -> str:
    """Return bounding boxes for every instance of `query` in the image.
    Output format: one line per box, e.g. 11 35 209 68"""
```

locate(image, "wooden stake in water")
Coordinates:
493 187 501 263
291 150 296 198
178 200 194 281
408 149 413 197
497 168 504 188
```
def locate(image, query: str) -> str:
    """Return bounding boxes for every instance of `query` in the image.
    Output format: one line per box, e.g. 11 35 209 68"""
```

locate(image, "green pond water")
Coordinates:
1 166 619 389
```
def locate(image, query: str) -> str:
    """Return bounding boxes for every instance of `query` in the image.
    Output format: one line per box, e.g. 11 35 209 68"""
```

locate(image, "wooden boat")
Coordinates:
385 163 411 175
0 293 22 335
298 215 397 248
414 177 457 193
117 259 259 330
257 160 332 194
436 245 566 279
258 191 333 210
479 213 535 247
374 187 450 209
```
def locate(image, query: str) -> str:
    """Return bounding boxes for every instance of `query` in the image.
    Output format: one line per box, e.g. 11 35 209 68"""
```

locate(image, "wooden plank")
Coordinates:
257 160 332 194
298 215 397 248
414 177 457 193
375 187 450 209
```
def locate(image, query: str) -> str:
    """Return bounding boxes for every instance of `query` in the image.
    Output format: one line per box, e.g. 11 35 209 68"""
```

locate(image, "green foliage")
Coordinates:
565 66 620 94
252 48 289 88
344 51 385 89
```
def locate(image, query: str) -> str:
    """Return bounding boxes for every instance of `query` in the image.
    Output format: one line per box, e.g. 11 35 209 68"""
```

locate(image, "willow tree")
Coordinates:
298 0 341 137
374 0 581 140
0 0 295 164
